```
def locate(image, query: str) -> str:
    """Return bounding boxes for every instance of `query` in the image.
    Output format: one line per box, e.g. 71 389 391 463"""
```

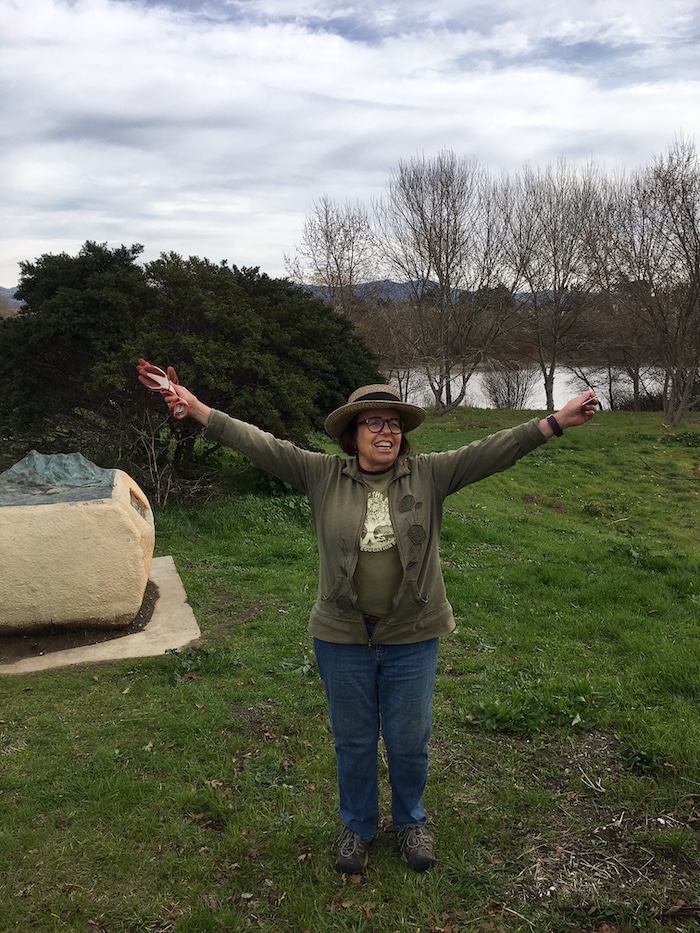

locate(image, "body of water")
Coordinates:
402 367 657 411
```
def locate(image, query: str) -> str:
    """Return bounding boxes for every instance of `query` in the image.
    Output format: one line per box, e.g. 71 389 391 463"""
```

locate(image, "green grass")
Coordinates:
2 409 700 931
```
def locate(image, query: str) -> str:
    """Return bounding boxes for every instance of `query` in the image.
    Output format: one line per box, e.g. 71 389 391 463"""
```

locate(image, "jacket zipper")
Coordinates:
364 617 381 654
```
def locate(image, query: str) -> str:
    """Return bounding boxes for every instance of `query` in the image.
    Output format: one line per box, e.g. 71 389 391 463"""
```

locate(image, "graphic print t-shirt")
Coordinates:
353 470 402 617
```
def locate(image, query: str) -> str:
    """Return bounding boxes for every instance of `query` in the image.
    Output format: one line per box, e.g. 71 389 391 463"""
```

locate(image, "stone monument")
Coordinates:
0 451 155 633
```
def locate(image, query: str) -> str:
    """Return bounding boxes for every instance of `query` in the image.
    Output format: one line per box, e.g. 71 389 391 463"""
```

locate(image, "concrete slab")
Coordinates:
0 556 200 676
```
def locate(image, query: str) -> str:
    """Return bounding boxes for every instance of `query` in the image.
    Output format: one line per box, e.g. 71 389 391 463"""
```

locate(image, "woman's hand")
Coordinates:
136 359 212 427
539 390 599 438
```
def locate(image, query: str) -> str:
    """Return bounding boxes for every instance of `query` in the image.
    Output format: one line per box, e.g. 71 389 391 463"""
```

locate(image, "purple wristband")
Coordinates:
546 414 563 437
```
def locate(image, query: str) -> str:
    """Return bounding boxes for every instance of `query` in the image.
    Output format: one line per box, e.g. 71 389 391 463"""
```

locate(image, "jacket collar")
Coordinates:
341 456 411 481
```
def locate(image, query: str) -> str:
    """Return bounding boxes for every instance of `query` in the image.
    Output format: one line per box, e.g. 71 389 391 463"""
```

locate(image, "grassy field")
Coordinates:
2 408 700 932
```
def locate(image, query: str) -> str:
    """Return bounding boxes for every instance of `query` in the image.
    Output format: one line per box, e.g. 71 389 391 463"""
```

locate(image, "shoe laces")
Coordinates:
397 825 432 851
337 827 365 857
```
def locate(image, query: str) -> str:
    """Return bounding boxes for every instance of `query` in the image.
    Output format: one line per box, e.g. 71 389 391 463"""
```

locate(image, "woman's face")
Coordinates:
354 408 403 472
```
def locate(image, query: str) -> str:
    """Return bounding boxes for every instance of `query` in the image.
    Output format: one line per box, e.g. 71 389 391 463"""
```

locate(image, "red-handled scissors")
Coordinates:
136 361 189 419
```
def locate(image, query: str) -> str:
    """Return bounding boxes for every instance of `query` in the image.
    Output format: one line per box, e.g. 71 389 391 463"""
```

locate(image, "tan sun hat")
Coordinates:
324 384 426 439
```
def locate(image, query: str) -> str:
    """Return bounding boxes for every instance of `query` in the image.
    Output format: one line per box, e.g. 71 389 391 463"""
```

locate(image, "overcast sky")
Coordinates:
2 0 699 287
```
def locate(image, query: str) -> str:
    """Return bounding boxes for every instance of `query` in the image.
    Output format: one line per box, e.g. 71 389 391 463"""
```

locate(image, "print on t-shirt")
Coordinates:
359 490 396 552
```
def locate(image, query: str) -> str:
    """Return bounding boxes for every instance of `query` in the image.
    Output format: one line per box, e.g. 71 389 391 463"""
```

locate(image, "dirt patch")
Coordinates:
436 728 700 923
503 732 700 914
522 494 566 513
0 580 159 664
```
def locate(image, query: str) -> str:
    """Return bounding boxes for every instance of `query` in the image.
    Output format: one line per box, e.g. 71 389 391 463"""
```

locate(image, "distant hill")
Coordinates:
1 280 534 318
303 281 533 305
0 286 21 318
303 280 416 303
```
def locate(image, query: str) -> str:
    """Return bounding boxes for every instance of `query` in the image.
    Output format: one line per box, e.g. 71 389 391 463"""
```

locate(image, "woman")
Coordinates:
137 361 597 874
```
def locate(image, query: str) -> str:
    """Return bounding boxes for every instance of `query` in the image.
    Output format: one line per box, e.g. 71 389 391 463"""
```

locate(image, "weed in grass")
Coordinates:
159 646 246 684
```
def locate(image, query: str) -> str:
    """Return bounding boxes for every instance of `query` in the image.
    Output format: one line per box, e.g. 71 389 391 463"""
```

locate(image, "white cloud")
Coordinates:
1 0 699 285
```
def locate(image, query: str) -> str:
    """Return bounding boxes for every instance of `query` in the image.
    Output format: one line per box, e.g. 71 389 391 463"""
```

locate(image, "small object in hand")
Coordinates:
136 360 189 419
582 391 599 407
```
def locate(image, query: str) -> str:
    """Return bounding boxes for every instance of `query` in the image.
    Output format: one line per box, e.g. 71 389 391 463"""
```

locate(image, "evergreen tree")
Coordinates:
0 243 383 495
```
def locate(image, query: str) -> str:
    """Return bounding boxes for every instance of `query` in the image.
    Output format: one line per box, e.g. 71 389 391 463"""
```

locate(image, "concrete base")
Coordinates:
0 557 201 676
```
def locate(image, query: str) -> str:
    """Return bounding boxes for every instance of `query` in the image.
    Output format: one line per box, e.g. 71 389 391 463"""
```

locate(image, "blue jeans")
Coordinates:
314 633 440 841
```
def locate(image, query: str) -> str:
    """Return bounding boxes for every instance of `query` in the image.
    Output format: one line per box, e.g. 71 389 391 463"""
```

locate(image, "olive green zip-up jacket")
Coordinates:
205 410 548 645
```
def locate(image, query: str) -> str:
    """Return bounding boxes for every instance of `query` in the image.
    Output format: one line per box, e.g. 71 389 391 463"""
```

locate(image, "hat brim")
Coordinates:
324 399 426 439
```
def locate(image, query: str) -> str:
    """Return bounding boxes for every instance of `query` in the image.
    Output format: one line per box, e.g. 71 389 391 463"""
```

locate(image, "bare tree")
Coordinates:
373 150 512 415
285 196 377 316
482 362 539 409
577 175 659 409
500 158 601 410
589 139 700 423
353 297 425 400
289 143 700 420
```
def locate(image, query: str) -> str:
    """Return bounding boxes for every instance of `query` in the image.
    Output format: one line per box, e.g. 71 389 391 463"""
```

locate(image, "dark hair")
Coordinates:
338 415 412 458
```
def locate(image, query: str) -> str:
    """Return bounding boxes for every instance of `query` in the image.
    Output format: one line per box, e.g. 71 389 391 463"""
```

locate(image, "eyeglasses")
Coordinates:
358 417 404 434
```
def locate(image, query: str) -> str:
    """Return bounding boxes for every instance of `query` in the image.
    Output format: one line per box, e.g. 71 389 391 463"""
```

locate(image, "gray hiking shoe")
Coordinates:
335 826 370 874
396 824 436 872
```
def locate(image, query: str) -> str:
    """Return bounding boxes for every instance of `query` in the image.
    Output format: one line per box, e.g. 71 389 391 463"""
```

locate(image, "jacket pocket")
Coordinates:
320 579 356 613
410 580 430 606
